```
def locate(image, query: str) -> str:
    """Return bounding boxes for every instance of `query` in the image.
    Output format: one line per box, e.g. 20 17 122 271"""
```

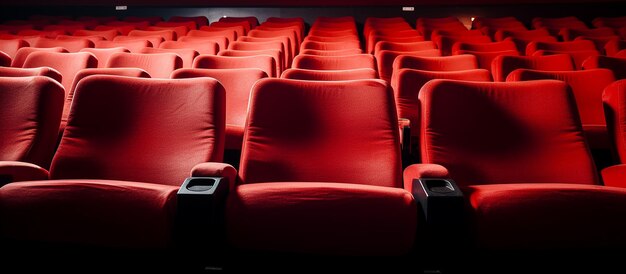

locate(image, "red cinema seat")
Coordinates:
171 68 268 151
248 29 299 56
373 41 435 56
160 40 219 55
603 80 626 166
23 51 98 94
507 69 616 149
376 49 442 82
218 49 283 76
0 75 225 251
560 27 616 41
12 47 68 68
0 76 63 169
146 26 189 40
299 49 362 56
604 39 626 56
140 47 198 68
227 78 417 256
228 40 288 70
113 35 164 48
129 29 177 41
193 55 276 78
56 35 105 45
413 79 626 252
106 52 182 78
491 54 574 82
583 55 626 80
0 67 62 84
452 40 518 53
454 50 520 71
281 68 378 81
80 47 130 68
189 29 237 45
178 36 227 53
293 54 376 71
0 39 29 59
204 24 246 39
94 25 135 36
0 51 10 67
33 37 94 52
219 16 259 29
392 54 477 73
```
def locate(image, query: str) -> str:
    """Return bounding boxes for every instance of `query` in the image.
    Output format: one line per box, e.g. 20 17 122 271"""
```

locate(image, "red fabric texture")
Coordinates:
227 182 416 255
583 55 626 80
240 79 402 187
420 79 598 187
0 77 63 168
560 27 615 41
106 52 182 78
79 47 129 68
171 68 268 150
298 48 361 56
95 40 152 53
374 41 435 55
0 179 179 248
0 161 49 184
23 52 98 94
0 39 29 58
73 29 119 41
602 80 626 163
491 54 574 82
438 35 492 56
451 40 518 53
191 29 237 45
12 47 68 68
160 40 218 55
191 162 237 190
178 36 227 53
281 68 377 81
532 49 600 70
601 164 626 187
393 54 478 73
508 69 616 149
376 49 442 82
402 163 449 193
466 183 626 249
0 66 62 83
219 49 284 75
33 37 94 53
193 55 276 77
140 47 199 68
604 39 626 56
113 35 164 48
146 26 189 39
51 75 225 185
292 54 376 71
392 68 492 143
454 50 520 71
526 40 597 55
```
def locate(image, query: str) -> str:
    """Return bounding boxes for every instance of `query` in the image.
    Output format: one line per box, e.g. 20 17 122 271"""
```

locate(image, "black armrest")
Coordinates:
412 178 464 226
176 177 229 252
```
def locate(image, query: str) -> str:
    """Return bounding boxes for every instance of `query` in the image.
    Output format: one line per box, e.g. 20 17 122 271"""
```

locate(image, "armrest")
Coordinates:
601 164 626 188
399 118 411 168
191 162 237 190
0 161 49 186
403 163 449 192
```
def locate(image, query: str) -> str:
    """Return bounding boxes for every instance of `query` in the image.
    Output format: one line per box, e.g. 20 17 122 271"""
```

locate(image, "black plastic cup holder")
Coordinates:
185 178 217 192
425 179 456 193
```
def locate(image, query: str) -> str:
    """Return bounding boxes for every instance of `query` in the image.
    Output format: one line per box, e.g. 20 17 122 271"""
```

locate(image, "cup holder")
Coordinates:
185 178 217 192
425 179 455 194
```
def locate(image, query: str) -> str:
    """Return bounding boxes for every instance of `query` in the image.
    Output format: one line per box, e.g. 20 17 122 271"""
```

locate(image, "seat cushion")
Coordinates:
0 180 179 248
466 183 626 249
226 182 417 256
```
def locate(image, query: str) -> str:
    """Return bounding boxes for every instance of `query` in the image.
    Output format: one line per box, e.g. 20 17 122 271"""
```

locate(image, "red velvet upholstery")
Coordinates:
0 66 62 83
238 36 293 65
454 50 520 71
189 29 237 45
582 55 626 80
393 54 478 72
95 40 152 53
33 37 94 53
438 35 492 56
80 47 130 68
0 39 29 58
560 27 616 41
292 54 376 71
493 28 552 42
228 40 288 69
23 51 98 94
281 68 378 81
73 29 119 41
193 55 276 78
140 47 199 68
508 69 616 149
129 29 176 41
178 36 227 53
210 22 249 36
146 26 189 40
159 40 218 55
299 48 362 56
229 78 416 255
113 35 164 48
248 29 299 56
392 69 492 158
419 79 598 186
452 40 517 53
526 40 597 56
491 54 574 82
532 49 600 70
106 52 182 78
604 39 626 56
171 68 268 150
94 25 135 36
55 34 104 45
376 49 442 82
218 49 283 75
374 41 435 55
0 76 64 167
0 51 11 67
12 47 68 68
602 80 626 163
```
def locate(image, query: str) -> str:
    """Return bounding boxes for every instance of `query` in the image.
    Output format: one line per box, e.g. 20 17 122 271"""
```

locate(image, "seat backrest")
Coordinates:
452 40 518 53
393 54 478 72
33 37 95 52
113 35 164 48
299 48 362 56
94 25 135 36
392 69 492 142
187 29 236 45
239 79 402 187
560 27 615 41
203 24 246 39
0 66 62 83
583 55 626 80
293 54 376 71
146 26 189 40
171 68 268 133
128 29 176 41
12 46 68 68
106 52 183 78
377 49 442 82
491 54 575 82
159 40 219 55
281 68 378 81
210 21 251 35
420 79 598 186
0 76 63 168
80 47 130 68
0 39 29 58
140 47 198 68
73 29 119 41
50 75 225 185
218 49 283 75
532 49 600 70
526 40 597 55
95 40 152 53
455 50 520 71
374 41 436 55
178 36 227 53
603 80 626 163
507 69 616 128
0 51 10 67
605 39 626 57
219 16 259 28
23 51 98 93
193 54 276 78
